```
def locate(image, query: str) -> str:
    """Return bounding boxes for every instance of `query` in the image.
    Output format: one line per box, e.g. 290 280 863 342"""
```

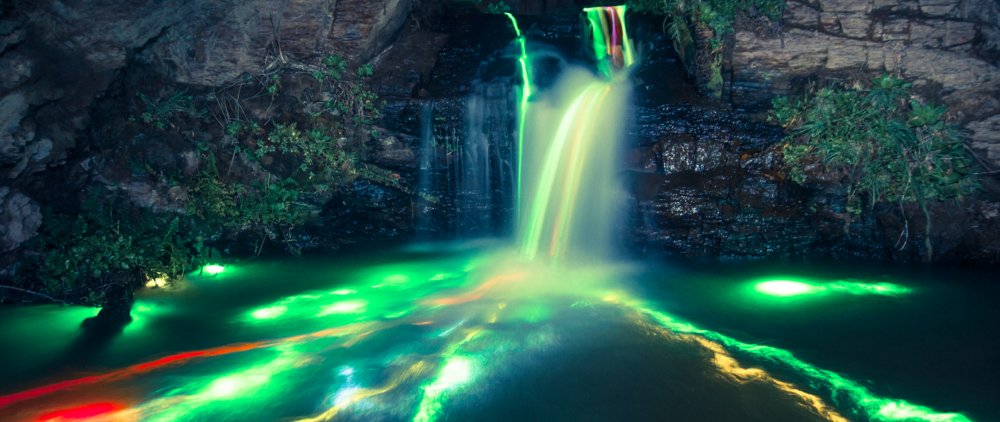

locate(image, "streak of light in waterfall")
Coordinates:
505 12 532 225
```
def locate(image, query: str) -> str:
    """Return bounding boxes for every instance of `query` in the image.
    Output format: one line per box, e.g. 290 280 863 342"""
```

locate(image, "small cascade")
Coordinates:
454 81 518 237
415 101 437 235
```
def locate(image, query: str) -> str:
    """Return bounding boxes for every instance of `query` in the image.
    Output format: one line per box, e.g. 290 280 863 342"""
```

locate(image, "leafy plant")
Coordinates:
133 91 199 130
25 191 210 305
260 123 356 182
267 75 281 96
313 55 347 82
772 75 978 261
629 0 783 96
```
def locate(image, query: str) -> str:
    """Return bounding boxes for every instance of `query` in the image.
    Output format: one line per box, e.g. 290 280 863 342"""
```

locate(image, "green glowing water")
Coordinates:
754 279 912 298
0 249 993 421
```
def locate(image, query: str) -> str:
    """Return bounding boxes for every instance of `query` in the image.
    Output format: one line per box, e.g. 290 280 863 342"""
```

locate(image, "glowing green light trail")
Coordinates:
505 12 533 226
414 330 482 422
519 83 607 259
637 306 970 422
583 5 635 79
754 279 912 298
756 280 820 296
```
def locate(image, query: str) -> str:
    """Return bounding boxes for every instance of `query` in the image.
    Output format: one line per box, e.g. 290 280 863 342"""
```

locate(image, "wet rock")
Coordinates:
140 0 416 86
371 26 450 99
0 51 32 91
118 180 189 213
82 268 141 332
719 0 1000 167
0 186 41 252
320 179 413 246
0 0 419 226
372 134 417 165
967 115 1000 164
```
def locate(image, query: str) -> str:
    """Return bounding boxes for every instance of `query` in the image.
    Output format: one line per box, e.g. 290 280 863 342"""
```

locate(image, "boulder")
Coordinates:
0 186 41 252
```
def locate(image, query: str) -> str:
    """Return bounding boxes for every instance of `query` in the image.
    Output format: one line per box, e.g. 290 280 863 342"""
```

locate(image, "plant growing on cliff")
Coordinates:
629 0 782 97
133 91 200 130
772 75 978 261
22 191 210 305
186 149 315 255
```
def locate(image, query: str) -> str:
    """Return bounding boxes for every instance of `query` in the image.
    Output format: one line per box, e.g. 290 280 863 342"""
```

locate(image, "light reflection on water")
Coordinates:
0 243 994 421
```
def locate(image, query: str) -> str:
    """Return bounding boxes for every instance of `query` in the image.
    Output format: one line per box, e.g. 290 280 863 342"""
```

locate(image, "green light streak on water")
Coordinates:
753 278 912 299
317 300 367 316
251 305 287 320
242 257 482 326
756 280 821 296
638 306 970 422
145 349 302 421
829 280 912 296
203 264 225 275
505 12 532 226
414 333 480 422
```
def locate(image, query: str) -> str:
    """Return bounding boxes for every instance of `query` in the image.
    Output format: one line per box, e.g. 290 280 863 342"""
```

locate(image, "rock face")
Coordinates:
141 0 416 85
0 186 41 252
723 0 1000 167
0 0 415 248
623 25 1000 263
626 103 1000 263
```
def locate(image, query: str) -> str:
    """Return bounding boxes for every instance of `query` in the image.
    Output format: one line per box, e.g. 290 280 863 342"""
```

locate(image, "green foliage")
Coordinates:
629 0 781 37
19 53 400 303
630 0 783 96
259 123 356 181
356 64 375 78
772 75 978 258
28 192 211 304
313 55 347 82
267 75 281 95
133 91 200 130
311 56 382 128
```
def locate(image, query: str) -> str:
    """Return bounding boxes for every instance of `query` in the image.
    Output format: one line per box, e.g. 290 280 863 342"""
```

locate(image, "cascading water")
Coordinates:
415 101 437 235
516 5 634 261
0 7 981 422
456 82 516 236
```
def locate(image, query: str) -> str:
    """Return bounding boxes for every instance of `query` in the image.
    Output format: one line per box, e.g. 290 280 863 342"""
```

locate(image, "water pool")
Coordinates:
1 243 995 421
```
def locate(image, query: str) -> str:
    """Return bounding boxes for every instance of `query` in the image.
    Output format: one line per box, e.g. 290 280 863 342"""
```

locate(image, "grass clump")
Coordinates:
771 75 979 260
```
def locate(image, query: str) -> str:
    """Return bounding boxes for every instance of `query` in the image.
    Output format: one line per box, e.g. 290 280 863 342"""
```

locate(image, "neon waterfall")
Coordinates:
517 5 635 260
0 6 977 422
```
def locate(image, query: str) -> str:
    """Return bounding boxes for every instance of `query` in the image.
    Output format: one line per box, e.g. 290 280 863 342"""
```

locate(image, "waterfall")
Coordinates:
513 5 635 261
456 81 518 237
415 101 437 236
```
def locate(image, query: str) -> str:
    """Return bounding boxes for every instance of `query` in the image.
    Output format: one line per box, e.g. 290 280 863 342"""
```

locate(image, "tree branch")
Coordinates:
0 285 72 305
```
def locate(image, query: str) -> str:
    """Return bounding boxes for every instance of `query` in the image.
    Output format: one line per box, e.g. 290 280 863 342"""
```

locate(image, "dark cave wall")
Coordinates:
0 0 417 252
